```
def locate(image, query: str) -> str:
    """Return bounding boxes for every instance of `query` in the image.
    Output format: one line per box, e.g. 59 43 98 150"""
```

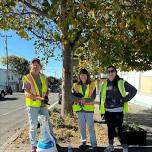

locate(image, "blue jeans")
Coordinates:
77 112 97 147
27 106 55 146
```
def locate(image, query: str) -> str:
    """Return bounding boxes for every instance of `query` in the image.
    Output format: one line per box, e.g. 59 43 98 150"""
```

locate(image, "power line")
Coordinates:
0 34 12 86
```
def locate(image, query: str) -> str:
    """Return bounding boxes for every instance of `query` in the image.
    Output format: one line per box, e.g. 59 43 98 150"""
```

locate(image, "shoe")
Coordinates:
92 147 98 152
56 143 62 150
104 145 114 152
31 146 37 152
123 147 128 152
79 143 87 150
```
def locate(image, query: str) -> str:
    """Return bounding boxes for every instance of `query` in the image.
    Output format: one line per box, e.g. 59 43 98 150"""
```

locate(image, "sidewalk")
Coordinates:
131 93 152 108
1 95 152 152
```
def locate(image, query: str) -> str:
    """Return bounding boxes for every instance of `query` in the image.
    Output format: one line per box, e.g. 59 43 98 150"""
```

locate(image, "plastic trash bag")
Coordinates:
37 115 58 152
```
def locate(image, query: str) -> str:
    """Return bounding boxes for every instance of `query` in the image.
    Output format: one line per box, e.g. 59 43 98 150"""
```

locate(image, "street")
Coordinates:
0 92 59 147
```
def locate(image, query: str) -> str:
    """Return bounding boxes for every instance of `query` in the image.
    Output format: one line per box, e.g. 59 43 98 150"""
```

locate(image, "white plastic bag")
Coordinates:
37 115 58 152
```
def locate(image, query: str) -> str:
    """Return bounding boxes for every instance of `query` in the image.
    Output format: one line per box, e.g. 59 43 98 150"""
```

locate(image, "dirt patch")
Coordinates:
14 104 151 147
14 108 111 146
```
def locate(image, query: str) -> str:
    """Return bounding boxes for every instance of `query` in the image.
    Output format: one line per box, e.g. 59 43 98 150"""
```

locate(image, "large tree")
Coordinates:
74 0 152 73
1 55 30 75
0 0 151 116
47 76 61 86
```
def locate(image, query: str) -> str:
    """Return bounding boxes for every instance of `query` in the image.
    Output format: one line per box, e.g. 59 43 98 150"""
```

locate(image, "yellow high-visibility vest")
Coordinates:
22 73 48 107
72 81 96 112
100 80 128 114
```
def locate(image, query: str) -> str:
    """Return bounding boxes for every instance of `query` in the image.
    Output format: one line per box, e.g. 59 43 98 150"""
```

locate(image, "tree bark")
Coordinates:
61 43 73 117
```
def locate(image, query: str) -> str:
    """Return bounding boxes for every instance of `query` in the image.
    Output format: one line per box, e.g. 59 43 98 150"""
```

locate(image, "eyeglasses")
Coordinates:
107 69 115 73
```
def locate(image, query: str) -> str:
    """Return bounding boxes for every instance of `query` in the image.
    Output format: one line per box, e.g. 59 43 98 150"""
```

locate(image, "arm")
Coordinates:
122 81 137 102
70 88 82 103
23 81 44 101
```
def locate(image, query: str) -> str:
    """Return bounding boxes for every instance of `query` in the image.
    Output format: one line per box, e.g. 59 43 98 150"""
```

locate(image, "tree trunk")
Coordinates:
61 43 73 117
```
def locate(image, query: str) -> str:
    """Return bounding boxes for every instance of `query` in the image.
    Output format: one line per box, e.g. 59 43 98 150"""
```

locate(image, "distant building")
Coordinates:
119 70 152 95
119 70 152 108
99 70 152 107
0 68 20 91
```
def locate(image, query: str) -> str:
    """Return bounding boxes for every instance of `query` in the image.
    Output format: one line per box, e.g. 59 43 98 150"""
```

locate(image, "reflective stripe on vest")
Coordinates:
72 81 96 112
100 80 128 114
118 80 128 113
23 73 47 107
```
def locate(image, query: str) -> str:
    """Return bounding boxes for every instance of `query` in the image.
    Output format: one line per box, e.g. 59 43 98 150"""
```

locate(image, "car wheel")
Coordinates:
1 91 5 98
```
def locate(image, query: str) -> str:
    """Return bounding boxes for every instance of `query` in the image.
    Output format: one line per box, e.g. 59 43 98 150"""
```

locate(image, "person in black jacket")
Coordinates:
100 66 137 152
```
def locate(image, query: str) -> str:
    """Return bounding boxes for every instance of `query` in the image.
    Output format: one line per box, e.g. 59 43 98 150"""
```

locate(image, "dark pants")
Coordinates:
105 111 127 145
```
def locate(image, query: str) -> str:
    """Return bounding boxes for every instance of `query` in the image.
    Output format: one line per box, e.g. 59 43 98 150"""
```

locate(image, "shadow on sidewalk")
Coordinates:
0 97 18 101
59 146 152 152
126 108 152 128
124 108 152 146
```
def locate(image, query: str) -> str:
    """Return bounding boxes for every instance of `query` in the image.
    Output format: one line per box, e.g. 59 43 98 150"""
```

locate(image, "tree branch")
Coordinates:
28 29 54 42
8 11 39 16
70 30 82 49
18 0 49 18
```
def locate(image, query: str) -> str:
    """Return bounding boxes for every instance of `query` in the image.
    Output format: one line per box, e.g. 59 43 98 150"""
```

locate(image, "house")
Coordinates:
0 68 20 91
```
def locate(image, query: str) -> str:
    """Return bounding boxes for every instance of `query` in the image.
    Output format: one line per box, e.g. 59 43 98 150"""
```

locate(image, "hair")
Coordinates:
107 65 121 88
77 69 91 85
107 65 117 73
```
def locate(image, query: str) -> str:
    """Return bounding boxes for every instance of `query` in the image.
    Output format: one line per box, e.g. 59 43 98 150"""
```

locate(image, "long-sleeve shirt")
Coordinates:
104 80 137 110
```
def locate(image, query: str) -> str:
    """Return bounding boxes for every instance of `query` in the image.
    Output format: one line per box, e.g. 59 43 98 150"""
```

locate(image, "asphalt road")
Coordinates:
0 92 59 147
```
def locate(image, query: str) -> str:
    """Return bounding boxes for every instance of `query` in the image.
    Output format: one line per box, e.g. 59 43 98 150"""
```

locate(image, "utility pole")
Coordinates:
0 34 12 86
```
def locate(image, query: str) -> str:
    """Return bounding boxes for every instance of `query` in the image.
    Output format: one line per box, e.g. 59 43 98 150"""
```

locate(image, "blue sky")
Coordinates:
0 30 62 78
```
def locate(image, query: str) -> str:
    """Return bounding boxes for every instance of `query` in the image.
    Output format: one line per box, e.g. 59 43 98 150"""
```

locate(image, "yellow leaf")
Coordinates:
79 3 86 10
88 10 95 18
31 15 36 19
17 30 28 38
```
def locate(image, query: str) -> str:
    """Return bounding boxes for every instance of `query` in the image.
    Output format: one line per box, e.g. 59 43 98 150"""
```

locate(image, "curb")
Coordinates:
0 101 59 152
139 125 152 133
0 122 28 152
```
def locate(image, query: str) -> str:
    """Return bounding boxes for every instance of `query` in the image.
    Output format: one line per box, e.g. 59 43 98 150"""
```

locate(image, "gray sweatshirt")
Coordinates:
104 80 137 109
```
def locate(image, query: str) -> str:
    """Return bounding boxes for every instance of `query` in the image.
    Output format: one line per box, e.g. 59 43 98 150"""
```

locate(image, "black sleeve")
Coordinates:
122 81 137 102
69 88 81 102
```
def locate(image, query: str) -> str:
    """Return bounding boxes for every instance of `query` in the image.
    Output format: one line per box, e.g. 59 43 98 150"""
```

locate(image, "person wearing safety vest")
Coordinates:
100 66 137 152
71 69 97 152
22 58 60 152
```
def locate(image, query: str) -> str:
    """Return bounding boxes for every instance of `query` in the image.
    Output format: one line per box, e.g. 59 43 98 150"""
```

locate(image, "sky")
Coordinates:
0 30 62 78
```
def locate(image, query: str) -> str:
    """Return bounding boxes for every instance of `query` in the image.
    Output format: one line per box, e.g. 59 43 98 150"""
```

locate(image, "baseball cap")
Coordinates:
31 58 41 65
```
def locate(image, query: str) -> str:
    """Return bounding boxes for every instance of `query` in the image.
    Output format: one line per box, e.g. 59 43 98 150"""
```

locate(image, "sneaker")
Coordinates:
79 144 87 150
104 145 114 152
92 147 98 152
56 143 62 150
123 147 128 152
31 146 37 152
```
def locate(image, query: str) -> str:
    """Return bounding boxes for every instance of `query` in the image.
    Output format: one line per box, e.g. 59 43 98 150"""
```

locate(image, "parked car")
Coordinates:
0 85 6 98
49 84 60 93
5 86 13 95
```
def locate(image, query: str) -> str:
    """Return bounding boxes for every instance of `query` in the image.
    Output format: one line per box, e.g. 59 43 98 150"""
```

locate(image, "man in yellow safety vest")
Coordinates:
22 58 58 152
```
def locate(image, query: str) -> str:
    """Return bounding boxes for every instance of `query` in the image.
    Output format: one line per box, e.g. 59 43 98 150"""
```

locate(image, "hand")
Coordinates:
25 92 44 100
97 78 107 83
79 98 85 106
42 96 50 105
36 96 44 101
